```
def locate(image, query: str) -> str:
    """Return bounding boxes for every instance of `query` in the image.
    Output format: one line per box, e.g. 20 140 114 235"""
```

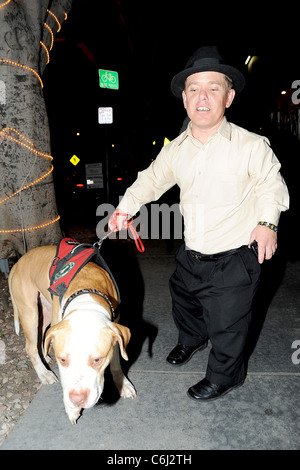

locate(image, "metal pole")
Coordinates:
105 124 109 201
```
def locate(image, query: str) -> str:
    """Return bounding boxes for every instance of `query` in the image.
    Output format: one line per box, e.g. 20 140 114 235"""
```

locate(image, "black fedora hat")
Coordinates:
171 46 245 99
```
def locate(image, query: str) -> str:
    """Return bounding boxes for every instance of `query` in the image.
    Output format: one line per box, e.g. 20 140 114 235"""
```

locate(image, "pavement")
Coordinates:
1 238 299 451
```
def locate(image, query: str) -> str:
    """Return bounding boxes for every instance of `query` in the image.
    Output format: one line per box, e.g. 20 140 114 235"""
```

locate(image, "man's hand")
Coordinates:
108 212 131 231
249 225 278 264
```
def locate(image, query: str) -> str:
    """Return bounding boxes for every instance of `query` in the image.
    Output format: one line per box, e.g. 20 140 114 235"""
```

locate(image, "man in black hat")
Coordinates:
109 46 289 400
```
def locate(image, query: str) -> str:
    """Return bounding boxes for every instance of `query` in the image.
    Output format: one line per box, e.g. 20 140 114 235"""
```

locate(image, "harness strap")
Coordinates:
48 237 121 305
61 288 116 321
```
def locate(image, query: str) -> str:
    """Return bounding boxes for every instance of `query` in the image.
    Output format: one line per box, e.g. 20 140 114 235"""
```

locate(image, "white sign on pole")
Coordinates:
98 107 113 124
85 163 104 189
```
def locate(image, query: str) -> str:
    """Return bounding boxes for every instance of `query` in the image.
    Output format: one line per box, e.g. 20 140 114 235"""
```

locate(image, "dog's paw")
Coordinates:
38 369 58 385
120 378 136 399
66 407 81 425
111 370 136 398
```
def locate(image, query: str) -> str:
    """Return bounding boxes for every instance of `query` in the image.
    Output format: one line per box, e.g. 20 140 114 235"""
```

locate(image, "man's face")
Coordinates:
182 71 235 137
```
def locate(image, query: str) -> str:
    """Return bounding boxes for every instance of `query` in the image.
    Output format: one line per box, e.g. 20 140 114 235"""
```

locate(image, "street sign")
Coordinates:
85 163 104 189
98 107 113 124
99 69 119 90
70 155 80 166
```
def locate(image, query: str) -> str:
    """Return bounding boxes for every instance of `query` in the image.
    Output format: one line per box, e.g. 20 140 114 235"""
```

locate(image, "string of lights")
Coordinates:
42 10 65 63
0 127 59 233
46 8 62 33
43 22 54 51
40 10 69 70
0 7 68 85
40 40 50 65
0 59 44 88
0 127 53 160
0 216 61 234
0 165 54 205
0 4 69 236
0 0 11 9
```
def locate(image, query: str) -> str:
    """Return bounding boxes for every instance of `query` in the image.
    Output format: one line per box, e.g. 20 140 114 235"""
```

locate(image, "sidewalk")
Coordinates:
1 239 299 450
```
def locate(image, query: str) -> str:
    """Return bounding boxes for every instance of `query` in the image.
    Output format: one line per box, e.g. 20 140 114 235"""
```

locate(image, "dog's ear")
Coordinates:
44 319 71 357
109 324 131 360
44 325 57 357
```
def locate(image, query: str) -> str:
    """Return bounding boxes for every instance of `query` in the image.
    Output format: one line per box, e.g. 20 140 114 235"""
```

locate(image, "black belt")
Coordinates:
190 247 241 262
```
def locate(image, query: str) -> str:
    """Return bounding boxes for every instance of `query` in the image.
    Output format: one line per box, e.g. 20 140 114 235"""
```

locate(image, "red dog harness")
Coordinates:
48 238 120 318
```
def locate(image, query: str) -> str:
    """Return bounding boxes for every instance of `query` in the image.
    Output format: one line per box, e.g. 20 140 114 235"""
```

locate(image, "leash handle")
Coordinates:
125 220 145 253
116 212 145 253
99 212 145 253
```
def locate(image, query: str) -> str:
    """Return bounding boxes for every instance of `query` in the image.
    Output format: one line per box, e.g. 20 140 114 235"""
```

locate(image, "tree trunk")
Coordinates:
0 0 73 258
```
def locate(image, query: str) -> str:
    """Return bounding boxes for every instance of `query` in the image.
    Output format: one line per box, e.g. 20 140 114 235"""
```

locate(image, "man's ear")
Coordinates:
182 89 187 109
225 88 235 108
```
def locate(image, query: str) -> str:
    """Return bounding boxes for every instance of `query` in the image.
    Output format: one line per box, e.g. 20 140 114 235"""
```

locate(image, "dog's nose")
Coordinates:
69 389 89 407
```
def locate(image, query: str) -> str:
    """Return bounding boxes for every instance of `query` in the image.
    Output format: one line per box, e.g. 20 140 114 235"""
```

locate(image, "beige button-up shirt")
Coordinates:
118 118 289 253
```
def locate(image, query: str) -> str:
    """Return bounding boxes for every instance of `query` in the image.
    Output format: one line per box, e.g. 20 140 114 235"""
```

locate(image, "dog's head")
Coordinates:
44 309 130 411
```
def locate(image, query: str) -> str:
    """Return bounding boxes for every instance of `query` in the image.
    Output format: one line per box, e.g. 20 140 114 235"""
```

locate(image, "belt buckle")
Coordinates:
193 252 206 261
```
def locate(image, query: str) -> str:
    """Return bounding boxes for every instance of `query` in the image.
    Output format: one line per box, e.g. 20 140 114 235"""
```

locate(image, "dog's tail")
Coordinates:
8 263 20 336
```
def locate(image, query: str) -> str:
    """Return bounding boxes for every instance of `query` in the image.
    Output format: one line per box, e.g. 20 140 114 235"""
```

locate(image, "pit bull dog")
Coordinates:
8 245 136 424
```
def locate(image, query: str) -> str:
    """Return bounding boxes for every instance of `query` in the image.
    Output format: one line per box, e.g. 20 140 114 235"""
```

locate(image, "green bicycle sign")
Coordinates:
99 69 119 90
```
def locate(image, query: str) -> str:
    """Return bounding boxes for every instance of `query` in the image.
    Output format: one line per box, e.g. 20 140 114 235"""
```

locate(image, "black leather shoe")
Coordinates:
166 342 208 366
187 377 244 401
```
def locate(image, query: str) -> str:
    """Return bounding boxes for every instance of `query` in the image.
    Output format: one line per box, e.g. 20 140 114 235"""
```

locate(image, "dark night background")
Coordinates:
42 0 299 237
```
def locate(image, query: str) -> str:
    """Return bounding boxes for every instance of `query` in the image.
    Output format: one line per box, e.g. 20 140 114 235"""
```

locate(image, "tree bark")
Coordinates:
0 0 73 258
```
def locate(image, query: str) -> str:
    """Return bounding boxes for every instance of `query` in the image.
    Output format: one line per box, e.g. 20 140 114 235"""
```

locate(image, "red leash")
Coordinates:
102 212 145 253
123 217 145 253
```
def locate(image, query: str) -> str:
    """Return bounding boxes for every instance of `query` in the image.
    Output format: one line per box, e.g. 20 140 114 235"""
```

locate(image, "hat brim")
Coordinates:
171 63 245 99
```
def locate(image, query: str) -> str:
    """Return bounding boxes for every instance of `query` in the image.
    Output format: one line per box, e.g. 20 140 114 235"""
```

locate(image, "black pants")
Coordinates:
169 244 261 387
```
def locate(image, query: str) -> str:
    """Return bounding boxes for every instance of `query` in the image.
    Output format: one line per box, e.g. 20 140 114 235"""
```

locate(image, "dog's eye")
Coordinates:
92 357 102 366
58 357 69 367
88 356 104 368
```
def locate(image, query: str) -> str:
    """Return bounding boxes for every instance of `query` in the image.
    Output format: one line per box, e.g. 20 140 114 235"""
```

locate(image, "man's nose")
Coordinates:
198 89 208 100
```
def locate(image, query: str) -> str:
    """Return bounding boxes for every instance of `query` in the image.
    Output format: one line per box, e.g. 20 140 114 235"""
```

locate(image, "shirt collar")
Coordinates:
218 117 232 140
178 116 232 146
